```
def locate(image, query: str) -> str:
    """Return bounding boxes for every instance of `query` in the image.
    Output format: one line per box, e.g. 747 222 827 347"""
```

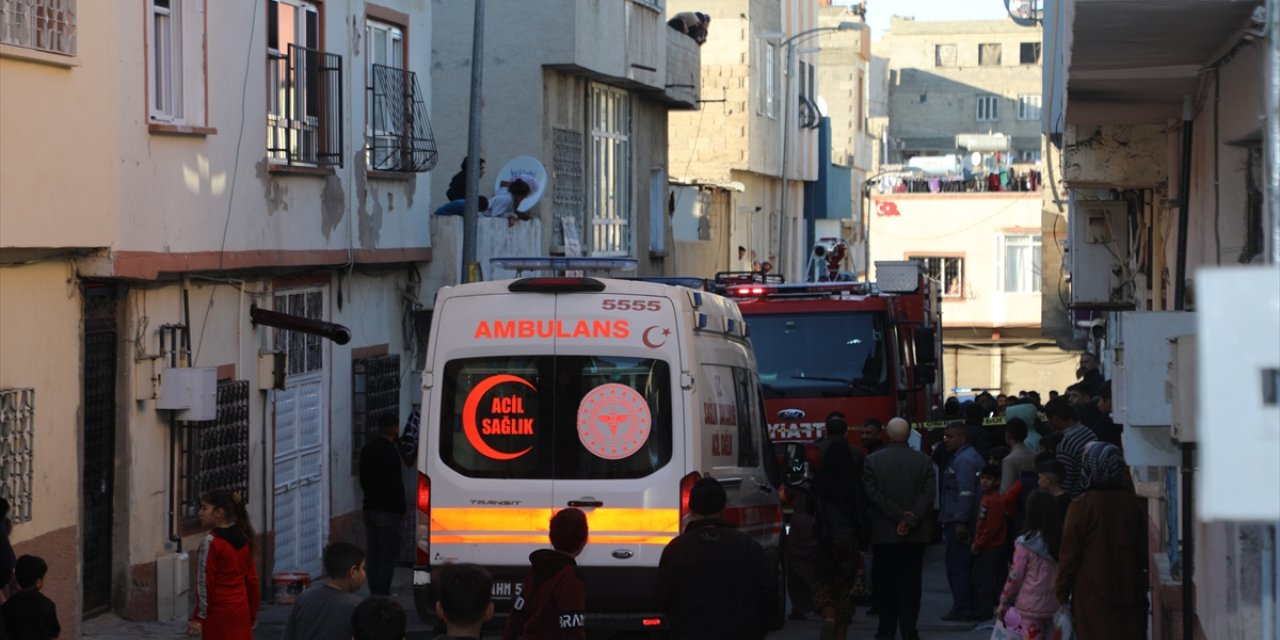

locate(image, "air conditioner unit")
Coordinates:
1168 335 1196 442
1067 199 1132 309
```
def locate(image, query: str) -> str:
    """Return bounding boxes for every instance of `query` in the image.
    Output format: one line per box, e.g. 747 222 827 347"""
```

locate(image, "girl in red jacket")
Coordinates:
188 489 259 640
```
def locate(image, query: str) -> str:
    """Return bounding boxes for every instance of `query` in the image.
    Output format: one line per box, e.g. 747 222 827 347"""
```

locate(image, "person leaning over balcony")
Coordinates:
484 178 535 227
666 12 710 45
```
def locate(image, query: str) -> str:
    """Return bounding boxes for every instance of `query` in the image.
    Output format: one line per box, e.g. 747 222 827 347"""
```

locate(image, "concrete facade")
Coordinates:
1 1 439 631
667 0 819 279
879 17 1044 162
868 192 1076 395
1043 1 1276 637
427 0 696 277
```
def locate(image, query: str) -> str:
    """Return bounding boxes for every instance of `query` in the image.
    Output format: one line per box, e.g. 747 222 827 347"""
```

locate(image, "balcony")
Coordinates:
663 27 700 109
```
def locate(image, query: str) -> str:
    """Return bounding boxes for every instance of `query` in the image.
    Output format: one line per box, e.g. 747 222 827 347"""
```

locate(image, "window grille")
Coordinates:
267 42 344 167
0 0 76 56
274 289 325 375
0 388 34 524
552 128 584 247
589 83 632 257
179 380 250 519
352 354 400 474
367 64 437 172
909 256 964 298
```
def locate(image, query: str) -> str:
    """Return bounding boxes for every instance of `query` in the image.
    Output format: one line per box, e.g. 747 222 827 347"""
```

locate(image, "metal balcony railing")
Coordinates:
267 43 343 167
367 64 438 173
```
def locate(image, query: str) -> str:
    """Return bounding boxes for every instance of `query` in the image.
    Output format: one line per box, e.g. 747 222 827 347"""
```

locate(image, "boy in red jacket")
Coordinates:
970 464 1007 620
503 508 588 640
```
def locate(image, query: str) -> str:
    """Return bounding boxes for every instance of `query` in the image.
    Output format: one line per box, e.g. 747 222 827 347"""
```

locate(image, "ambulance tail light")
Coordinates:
678 471 702 521
415 472 431 565
508 277 606 293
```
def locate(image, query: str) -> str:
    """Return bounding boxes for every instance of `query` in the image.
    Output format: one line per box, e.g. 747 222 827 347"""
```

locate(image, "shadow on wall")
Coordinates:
430 216 545 283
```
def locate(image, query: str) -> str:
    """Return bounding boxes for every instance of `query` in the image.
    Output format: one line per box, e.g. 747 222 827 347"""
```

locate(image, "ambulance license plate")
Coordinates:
490 580 517 601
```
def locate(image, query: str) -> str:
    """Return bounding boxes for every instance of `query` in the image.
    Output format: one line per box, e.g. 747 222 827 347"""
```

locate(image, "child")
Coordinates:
352 597 406 640
188 489 258 640
433 563 495 640
503 507 588 640
970 464 1007 620
997 491 1063 638
282 542 365 640
1034 454 1073 523
2 555 60 639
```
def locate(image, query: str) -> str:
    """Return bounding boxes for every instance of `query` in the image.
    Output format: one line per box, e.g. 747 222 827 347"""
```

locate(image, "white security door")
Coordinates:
272 288 329 578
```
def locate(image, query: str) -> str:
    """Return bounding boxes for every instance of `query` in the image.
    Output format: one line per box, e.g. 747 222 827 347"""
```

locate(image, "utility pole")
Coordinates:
461 0 486 283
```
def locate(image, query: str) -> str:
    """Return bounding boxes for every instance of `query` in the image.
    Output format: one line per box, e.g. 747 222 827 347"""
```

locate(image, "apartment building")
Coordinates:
1 1 440 631
1043 1 1277 637
428 0 700 282
666 0 820 280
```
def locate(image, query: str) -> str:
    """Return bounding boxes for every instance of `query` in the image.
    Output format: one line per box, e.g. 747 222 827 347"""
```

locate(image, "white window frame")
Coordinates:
997 234 1042 294
365 17 404 168
766 43 777 119
1017 94 1042 121
909 256 965 298
977 95 999 122
0 0 76 56
589 83 632 257
147 0 206 125
267 0 320 164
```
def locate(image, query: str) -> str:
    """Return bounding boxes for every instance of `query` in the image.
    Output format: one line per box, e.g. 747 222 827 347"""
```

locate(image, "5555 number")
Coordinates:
601 299 662 312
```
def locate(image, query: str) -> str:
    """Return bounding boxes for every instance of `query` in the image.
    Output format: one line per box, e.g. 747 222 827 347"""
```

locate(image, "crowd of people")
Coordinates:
778 351 1148 640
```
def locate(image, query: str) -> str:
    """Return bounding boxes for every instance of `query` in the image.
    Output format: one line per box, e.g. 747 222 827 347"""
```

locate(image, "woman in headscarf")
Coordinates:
1055 442 1148 639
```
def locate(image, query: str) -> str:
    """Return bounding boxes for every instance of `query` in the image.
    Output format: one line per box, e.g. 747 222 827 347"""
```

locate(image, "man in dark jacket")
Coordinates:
504 508 588 640
360 412 407 596
655 477 770 640
863 418 935 640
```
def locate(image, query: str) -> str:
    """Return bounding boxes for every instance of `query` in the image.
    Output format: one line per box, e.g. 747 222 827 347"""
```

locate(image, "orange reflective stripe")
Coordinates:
432 507 680 535
431 533 676 545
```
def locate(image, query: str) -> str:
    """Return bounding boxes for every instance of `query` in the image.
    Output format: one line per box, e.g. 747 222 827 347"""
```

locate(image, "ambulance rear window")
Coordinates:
438 356 674 479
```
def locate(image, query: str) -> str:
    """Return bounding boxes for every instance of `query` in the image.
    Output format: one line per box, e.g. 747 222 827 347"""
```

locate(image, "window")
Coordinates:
765 43 777 118
747 312 889 397
0 0 76 56
438 356 673 479
0 388 34 524
979 43 1002 66
1021 149 1041 163
1020 42 1042 65
148 0 208 124
589 83 632 256
365 17 437 172
976 95 999 122
910 256 965 298
267 0 344 167
999 234 1042 293
179 380 250 522
934 43 956 67
732 368 760 468
273 289 325 375
1017 94 1041 121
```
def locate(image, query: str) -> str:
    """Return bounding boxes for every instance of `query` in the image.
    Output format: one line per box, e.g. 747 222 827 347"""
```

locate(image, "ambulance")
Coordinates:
412 260 786 631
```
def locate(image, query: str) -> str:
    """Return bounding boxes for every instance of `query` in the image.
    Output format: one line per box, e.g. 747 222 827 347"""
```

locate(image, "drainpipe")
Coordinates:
1174 96 1194 310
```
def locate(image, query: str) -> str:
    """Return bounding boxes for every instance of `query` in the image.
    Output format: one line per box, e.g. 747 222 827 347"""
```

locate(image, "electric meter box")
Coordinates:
157 367 218 421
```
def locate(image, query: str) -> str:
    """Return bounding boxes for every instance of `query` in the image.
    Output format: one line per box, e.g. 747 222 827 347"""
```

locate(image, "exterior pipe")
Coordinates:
461 0 486 283
1174 96 1193 310
1182 443 1196 640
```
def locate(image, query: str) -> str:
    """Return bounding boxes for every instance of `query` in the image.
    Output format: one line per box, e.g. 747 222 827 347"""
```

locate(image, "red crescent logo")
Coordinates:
462 374 536 461
642 325 668 349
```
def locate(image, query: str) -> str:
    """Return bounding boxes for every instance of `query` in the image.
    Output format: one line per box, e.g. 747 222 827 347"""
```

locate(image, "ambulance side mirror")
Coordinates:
913 327 937 365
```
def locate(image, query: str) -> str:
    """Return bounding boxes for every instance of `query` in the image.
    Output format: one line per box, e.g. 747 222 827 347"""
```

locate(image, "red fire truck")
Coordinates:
713 260 944 456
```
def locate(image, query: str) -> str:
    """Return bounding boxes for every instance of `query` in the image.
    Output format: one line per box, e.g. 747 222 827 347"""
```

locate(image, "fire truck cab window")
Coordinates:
439 355 673 479
749 312 888 397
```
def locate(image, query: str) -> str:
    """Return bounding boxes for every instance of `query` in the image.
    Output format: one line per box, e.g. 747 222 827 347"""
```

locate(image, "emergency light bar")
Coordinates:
722 281 874 299
491 257 638 273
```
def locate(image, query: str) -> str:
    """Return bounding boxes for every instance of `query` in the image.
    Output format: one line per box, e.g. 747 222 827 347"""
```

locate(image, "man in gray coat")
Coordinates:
863 418 935 640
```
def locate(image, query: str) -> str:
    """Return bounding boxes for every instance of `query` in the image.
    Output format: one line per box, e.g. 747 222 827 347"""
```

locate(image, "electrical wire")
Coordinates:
195 0 260 365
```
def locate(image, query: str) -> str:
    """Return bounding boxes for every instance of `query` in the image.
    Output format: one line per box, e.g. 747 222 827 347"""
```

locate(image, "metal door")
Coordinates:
81 285 117 614
271 288 328 578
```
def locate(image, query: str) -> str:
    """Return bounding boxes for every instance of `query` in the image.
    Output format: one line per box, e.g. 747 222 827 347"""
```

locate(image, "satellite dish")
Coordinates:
493 156 548 213
815 96 830 118
969 152 982 167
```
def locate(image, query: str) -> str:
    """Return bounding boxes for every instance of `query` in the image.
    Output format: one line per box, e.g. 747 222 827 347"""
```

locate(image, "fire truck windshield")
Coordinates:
748 312 889 398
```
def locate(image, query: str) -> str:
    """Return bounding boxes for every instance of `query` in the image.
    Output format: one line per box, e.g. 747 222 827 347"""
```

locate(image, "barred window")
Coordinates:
909 256 965 298
273 289 324 375
267 0 343 167
352 354 400 474
179 380 250 521
0 388 34 524
0 0 76 57
589 83 632 257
